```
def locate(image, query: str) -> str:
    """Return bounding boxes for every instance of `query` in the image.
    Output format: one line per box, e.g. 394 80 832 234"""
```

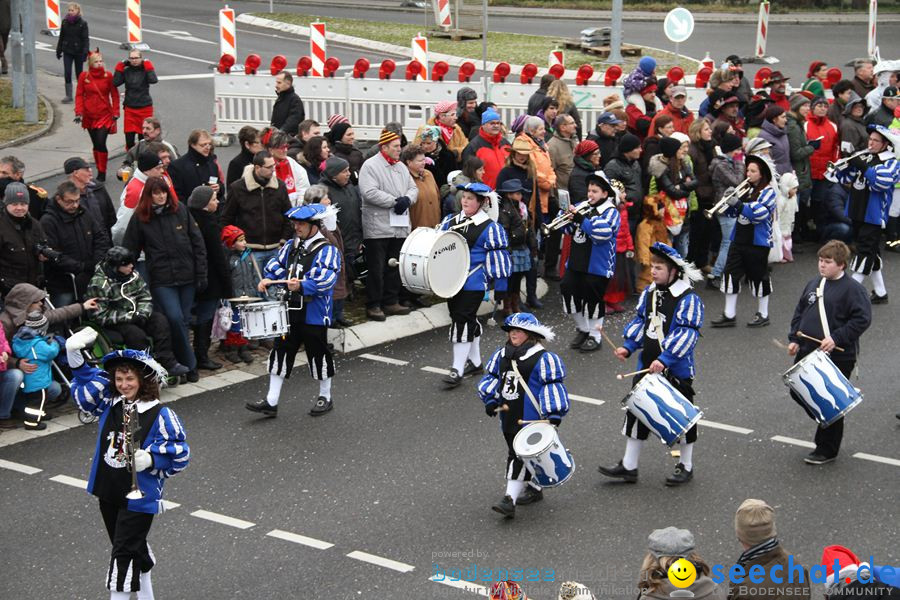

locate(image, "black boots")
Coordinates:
193 321 223 370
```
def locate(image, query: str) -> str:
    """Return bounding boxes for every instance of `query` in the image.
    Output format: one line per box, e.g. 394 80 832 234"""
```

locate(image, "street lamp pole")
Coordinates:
609 0 624 64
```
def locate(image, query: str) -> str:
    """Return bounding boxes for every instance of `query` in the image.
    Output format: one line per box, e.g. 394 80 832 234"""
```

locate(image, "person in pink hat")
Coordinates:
415 100 467 165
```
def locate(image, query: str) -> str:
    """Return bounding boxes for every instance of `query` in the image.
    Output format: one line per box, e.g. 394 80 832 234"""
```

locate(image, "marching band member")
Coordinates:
711 154 778 328
599 243 704 486
787 240 871 465
559 171 620 352
438 182 511 388
829 124 900 304
249 203 342 417
478 312 569 519
66 328 189 600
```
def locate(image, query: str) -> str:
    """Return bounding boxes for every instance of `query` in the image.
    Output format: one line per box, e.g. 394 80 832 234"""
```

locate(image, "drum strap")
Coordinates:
649 289 666 343
816 277 831 338
510 360 542 416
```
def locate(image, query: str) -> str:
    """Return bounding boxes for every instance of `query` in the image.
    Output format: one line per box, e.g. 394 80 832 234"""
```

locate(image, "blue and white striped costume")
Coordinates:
721 185 777 297
561 200 620 277
723 186 777 248
438 211 512 292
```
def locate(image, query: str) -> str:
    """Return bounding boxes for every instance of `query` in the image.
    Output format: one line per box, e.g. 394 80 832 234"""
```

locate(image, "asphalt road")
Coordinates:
2 248 898 599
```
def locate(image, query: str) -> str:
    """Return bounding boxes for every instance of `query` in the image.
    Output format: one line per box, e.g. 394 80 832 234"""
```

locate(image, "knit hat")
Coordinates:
660 136 682 158
670 132 690 146
763 104 786 122
789 93 811 113
63 156 90 174
720 133 742 154
709 67 732 90
327 114 350 129
510 114 528 134
618 133 641 154
574 139 599 156
810 96 829 110
434 100 457 115
328 121 352 145
187 185 215 209
137 151 162 173
378 129 400 146
481 108 502 125
647 527 695 559
639 56 657 75
220 224 245 247
3 181 29 205
323 155 349 178
24 311 49 335
734 499 776 546
807 60 827 78
641 81 658 95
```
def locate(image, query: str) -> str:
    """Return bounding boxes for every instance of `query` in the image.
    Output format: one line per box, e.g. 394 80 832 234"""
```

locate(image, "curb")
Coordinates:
0 93 55 151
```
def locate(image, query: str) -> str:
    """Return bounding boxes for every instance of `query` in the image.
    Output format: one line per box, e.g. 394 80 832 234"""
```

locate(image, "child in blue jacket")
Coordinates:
11 311 60 430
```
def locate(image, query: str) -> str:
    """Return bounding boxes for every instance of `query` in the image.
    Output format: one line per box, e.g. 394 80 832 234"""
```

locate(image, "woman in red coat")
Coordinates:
75 50 119 182
805 96 839 226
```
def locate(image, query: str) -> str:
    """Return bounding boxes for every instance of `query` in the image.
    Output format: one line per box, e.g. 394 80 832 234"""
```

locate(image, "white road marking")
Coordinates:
0 459 42 475
347 550 416 573
699 420 753 435
429 575 489 596
266 529 335 550
853 452 900 467
157 73 216 81
770 435 816 449
190 509 255 530
569 394 605 406
422 366 450 375
49 474 88 489
90 36 213 65
360 353 409 366
142 28 217 45
161 500 180 510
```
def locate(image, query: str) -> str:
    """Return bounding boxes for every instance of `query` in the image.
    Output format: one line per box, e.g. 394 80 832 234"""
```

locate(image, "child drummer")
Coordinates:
786 240 871 465
478 313 569 519
598 243 705 487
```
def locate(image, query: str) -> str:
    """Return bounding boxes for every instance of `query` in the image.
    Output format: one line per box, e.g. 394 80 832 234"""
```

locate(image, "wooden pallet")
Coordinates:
428 28 484 41
562 39 642 58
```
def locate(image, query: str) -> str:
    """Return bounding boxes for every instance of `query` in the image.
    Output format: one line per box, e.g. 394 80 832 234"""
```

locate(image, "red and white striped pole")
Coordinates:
412 34 428 81
219 6 237 60
867 0 878 58
310 22 326 78
124 0 150 50
549 48 564 70
43 0 60 36
432 0 452 30
755 0 769 58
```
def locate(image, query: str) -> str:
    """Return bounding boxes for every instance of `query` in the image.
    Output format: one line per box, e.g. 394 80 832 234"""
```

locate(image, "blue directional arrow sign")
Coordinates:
664 7 694 44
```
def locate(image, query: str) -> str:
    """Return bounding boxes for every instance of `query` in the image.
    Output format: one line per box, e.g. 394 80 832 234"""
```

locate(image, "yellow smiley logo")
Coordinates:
667 558 697 588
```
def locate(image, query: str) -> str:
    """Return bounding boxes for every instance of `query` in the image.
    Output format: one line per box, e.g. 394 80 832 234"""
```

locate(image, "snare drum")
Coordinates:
622 374 703 446
239 301 289 340
512 422 575 488
397 227 470 298
782 350 862 427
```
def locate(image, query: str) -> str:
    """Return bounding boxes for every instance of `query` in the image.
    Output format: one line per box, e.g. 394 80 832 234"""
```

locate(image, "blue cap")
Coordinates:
639 56 657 75
455 182 493 196
502 312 555 341
284 203 330 222
481 108 502 125
649 242 703 283
497 178 525 194
596 111 623 126
102 348 169 383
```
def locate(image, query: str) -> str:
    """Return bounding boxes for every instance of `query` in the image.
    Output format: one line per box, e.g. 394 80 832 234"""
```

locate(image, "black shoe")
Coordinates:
491 495 515 519
186 370 200 383
96 172 106 182
870 291 889 305
462 359 484 378
309 396 333 416
223 349 241 363
197 357 223 370
246 399 278 417
525 296 543 310
238 346 255 364
442 368 463 388
23 421 47 431
579 337 601 353
569 330 590 349
516 485 543 505
804 451 836 465
746 312 770 328
597 461 638 483
710 314 736 328
665 463 694 486
168 363 190 377
706 276 720 290
178 374 188 385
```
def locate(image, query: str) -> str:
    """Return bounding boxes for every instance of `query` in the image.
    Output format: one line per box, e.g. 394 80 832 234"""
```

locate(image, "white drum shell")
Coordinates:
239 301 289 340
398 227 470 298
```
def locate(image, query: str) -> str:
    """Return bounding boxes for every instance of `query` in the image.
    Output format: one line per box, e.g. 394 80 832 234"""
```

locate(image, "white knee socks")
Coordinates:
266 374 285 406
572 313 588 332
467 336 482 367
452 342 471 373
680 441 694 472
871 269 887 296
318 377 332 400
110 592 130 600
587 317 604 341
623 438 643 470
137 570 154 600
724 293 738 319
852 271 865 284
757 295 769 319
505 480 526 503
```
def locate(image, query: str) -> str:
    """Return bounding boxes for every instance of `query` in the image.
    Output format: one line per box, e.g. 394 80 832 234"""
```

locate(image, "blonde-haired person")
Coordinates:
637 527 725 599
547 79 583 140
56 2 90 103
75 49 119 182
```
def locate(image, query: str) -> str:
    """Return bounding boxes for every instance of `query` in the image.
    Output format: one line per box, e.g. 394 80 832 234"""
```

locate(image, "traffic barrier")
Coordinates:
220 6 236 59
666 66 684 85
218 54 235 74
270 55 287 76
412 35 428 81
493 63 511 83
406 61 424 81
379 60 396 80
324 57 341 78
604 65 622 86
431 61 450 82
575 65 593 86
458 62 475 83
433 0 452 30
297 56 312 77
868 0 877 58
44 0 60 36
124 0 149 50
311 22 326 77
548 64 565 79
354 58 371 79
244 54 261 75
755 0 769 58
549 48 564 70
520 64 538 85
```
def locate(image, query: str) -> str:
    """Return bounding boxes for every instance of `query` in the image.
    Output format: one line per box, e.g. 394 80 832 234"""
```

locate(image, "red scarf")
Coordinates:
438 122 454 145
275 159 296 196
88 66 106 79
381 149 398 165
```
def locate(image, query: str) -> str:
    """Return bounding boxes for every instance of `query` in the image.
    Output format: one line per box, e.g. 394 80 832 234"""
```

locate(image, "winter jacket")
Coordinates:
497 196 528 250
224 165 292 250
547 132 577 190
0 324 9 373
75 68 119 131
270 87 306 136
297 154 321 187
0 177 48 221
0 209 45 296
822 177 853 227
688 142 716 209
805 115 839 180
12 329 59 393
495 164 536 218
757 120 794 179
518 133 556 215
423 141 459 195
331 141 365 183
275 155 311 206
587 129 618 169
112 171 178 245
650 102 695 136
167 147 224 204
727 544 811 600
56 15 89 58
567 156 594 205
526 88 548 116
122 138 178 170
648 154 697 200
112 60 157 108
122 201 207 289
416 117 468 163
408 168 441 229
81 180 117 239
86 264 153 326
461 128 511 189
640 576 725 600
226 147 254 189
840 110 869 156
710 155 745 203
851 75 876 100
0 284 82 370
226 248 259 299
40 200 111 296
801 76 826 97
828 97 848 128
358 151 419 239
321 173 363 254
189 208 233 301
785 114 814 189
604 154 643 206
626 94 656 141
865 103 896 129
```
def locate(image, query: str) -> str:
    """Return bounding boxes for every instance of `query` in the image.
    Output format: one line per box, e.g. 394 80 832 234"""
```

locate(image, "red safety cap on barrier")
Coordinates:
576 64 594 86
695 67 712 88
825 67 842 89
520 63 538 84
379 59 396 80
406 60 424 80
270 55 287 76
666 66 684 84
244 54 261 75
604 65 622 86
324 57 340 77
217 53 235 74
296 56 312 77
353 58 370 78
493 62 511 83
458 61 475 82
548 64 565 79
432 61 449 82
753 67 772 89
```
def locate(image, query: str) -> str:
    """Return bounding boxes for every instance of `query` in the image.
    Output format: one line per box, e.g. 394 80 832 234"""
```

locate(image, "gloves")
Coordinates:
485 402 499 417
56 52 62 59
849 153 871 172
197 278 208 294
115 61 126 72
547 413 562 427
725 193 742 208
66 327 98 369
143 60 154 71
808 138 822 150
134 449 153 472
393 196 411 215
73 116 82 124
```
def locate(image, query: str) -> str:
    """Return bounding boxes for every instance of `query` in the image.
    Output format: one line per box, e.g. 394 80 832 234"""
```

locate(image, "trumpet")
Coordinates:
825 149 871 176
119 400 144 500
541 201 594 235
704 178 752 219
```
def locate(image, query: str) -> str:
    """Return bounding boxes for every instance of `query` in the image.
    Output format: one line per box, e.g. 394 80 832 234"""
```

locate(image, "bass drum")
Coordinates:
398 227 470 298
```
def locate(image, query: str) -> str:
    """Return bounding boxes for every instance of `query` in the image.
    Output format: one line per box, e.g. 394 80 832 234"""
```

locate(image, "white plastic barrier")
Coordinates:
213 74 708 141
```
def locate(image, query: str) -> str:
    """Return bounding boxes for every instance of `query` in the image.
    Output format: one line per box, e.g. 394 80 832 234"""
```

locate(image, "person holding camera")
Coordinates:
112 50 158 151
0 182 47 299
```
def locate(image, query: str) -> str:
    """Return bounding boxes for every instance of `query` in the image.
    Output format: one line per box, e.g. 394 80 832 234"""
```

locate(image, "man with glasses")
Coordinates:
119 117 179 177
112 50 159 150
64 156 117 240
462 108 510 188
227 125 262 187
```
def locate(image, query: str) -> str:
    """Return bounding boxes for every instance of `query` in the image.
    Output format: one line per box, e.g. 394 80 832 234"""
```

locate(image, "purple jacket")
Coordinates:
756 120 793 178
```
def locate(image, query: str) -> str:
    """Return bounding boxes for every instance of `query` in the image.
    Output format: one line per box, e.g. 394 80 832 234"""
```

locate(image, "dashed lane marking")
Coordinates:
347 550 416 573
49 474 88 489
770 435 816 449
698 420 753 435
422 366 451 376
429 576 489 596
853 452 900 467
157 73 216 81
360 353 410 366
266 529 335 550
162 500 180 510
190 509 255 530
0 459 42 475
568 394 605 406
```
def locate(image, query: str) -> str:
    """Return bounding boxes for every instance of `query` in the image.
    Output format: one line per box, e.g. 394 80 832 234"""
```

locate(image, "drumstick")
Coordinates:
771 338 789 351
518 419 550 425
797 331 845 352
596 326 619 354
616 368 650 380
494 404 509 414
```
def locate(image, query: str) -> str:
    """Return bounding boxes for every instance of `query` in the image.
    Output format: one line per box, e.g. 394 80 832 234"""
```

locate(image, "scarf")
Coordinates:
65 14 80 24
528 133 546 151
698 139 716 164
737 538 779 565
89 66 106 79
275 158 297 196
504 340 536 362
381 149 398 165
437 122 455 145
